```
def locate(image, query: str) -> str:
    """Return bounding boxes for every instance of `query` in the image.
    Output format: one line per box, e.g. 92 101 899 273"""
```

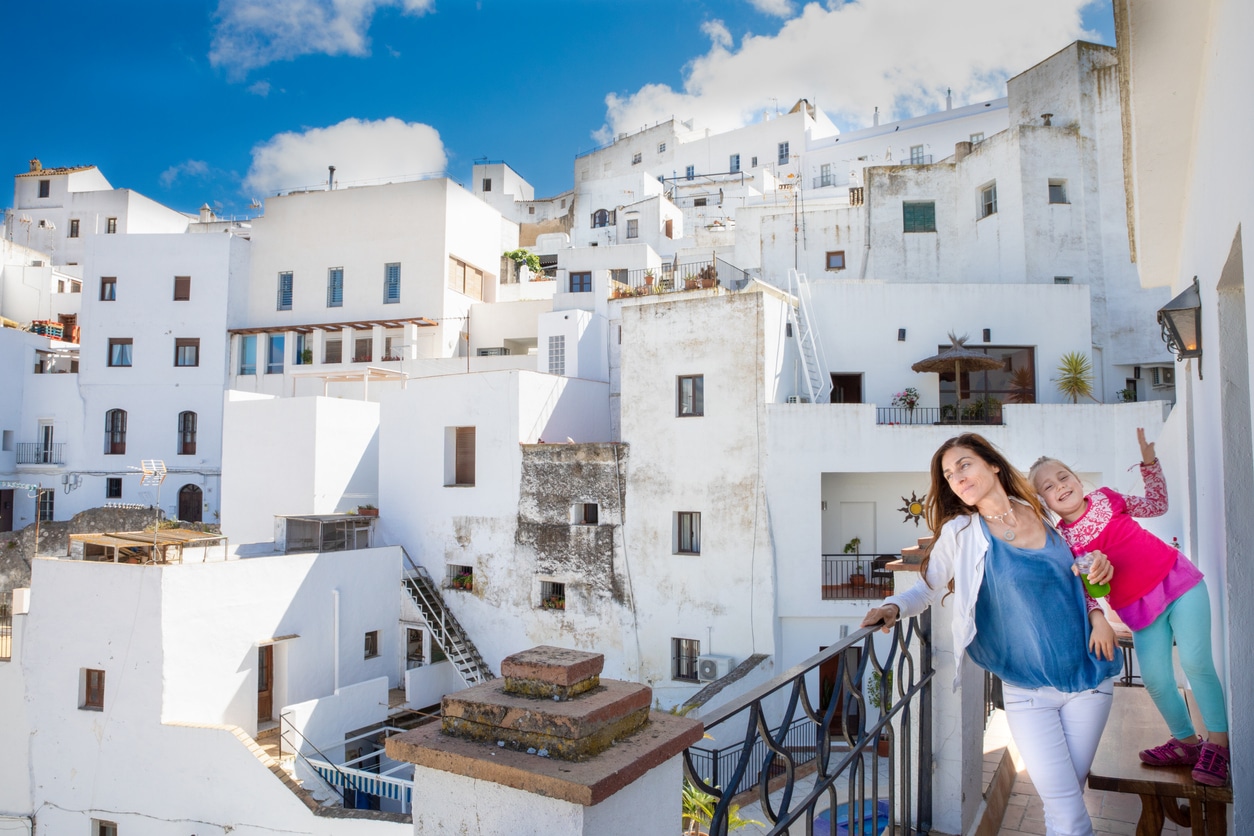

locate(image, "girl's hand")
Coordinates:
861 604 900 633
1137 427 1156 465
1089 611 1116 661
1074 550 1114 585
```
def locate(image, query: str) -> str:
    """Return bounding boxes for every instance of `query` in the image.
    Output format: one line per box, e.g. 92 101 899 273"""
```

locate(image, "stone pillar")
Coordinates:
891 564 983 836
387 646 703 836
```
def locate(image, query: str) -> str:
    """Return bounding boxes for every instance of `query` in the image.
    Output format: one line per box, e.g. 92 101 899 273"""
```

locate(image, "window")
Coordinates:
324 336 342 364
819 163 832 187
548 335 566 376
447 426 476 487
267 334 284 373
377 261 400 305
327 267 343 307
174 337 200 367
676 511 701 554
980 183 998 218
677 374 704 416
826 251 846 271
407 628 425 668
294 333 309 365
106 217 117 234
778 142 790 165
173 275 191 301
937 345 1035 411
69 218 80 238
353 332 372 363
626 219 638 239
106 477 123 499
81 668 106 709
672 638 700 681
38 489 53 522
1 430 11 452
591 209 610 229
277 271 293 310
364 630 379 659
447 256 484 300
693 198 707 207
38 179 50 198
1054 276 1073 285
572 503 599 525
93 820 118 836
658 142 667 153
107 338 132 367
569 272 591 293
540 581 566 610
1048 179 1069 204
178 411 197 455
751 156 758 168
970 132 984 144
910 145 926 164
903 201 937 233
482 178 492 192
528 205 535 215
632 152 642 165
100 276 117 301
730 153 740 173
685 165 695 181
239 334 257 374
104 409 127 455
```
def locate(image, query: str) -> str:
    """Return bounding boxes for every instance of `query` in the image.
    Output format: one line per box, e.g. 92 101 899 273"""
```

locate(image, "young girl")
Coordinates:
1030 428 1229 786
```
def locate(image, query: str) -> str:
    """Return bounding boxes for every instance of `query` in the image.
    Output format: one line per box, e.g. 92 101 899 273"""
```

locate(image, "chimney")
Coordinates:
1041 113 1053 127
873 107 880 126
946 88 953 111
199 203 215 223
327 165 336 190
29 159 41 173
954 141 972 163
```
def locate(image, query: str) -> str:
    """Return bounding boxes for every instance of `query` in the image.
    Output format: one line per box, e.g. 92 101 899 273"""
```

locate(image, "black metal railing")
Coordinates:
16 443 64 464
821 555 897 600
984 670 1003 728
875 404 1004 426
684 615 933 835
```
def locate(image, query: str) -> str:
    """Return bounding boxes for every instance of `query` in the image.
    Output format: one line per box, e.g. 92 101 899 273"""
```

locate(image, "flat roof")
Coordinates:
69 529 227 547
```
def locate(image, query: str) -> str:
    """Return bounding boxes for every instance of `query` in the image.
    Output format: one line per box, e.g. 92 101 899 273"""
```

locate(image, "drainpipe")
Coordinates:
332 589 341 691
859 172 872 280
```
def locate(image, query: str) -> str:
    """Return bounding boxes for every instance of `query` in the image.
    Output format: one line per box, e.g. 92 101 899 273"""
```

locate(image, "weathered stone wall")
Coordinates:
0 506 219 599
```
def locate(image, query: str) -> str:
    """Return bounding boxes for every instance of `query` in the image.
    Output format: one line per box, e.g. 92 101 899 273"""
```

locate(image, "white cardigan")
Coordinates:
884 513 989 691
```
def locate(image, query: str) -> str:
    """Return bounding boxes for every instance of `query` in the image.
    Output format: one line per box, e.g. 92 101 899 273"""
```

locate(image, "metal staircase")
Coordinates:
400 551 495 687
787 268 832 404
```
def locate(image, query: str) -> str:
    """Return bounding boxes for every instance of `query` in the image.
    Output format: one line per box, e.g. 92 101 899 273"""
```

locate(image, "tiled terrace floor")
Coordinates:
997 770 1186 835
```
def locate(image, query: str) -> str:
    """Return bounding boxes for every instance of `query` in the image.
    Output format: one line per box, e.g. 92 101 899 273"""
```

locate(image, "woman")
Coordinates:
862 434 1123 836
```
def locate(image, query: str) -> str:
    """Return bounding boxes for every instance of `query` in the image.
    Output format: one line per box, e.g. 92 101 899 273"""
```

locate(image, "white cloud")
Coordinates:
243 117 447 194
701 20 733 51
247 79 272 97
160 160 212 188
748 0 794 17
210 0 434 79
600 0 1098 139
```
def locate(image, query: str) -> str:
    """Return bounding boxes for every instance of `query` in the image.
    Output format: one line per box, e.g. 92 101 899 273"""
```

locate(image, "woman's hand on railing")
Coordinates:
861 603 900 633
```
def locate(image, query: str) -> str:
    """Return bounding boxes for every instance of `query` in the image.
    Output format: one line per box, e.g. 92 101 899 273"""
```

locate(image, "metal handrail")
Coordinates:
399 547 492 686
279 713 347 805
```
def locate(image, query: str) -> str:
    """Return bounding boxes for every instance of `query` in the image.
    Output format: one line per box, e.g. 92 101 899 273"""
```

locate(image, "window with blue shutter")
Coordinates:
327 267 343 307
277 271 293 310
384 263 400 304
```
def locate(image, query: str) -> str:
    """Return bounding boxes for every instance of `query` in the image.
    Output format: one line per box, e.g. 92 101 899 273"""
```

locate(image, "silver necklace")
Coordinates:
983 509 1017 541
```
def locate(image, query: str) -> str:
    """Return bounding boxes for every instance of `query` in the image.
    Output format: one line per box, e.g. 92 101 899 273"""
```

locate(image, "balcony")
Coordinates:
821 554 897 600
16 442 64 465
876 403 1004 426
608 257 751 299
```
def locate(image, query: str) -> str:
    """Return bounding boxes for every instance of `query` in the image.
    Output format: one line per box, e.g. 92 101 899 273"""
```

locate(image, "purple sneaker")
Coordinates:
1192 741 1230 786
1139 737 1202 767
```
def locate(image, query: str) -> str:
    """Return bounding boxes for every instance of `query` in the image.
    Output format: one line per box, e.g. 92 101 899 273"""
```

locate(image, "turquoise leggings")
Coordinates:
1133 581 1228 738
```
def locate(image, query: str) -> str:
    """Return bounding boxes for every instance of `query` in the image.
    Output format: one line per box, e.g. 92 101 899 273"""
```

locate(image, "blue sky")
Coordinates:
2 0 1114 218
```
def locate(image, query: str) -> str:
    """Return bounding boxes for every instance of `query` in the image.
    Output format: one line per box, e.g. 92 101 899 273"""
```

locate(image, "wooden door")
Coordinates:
818 646 861 735
178 484 202 522
0 490 12 532
258 645 273 722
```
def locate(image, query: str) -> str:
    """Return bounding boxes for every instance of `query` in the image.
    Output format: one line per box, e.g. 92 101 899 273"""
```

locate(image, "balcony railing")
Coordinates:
609 257 751 299
901 155 933 165
16 443 64 465
684 614 933 835
822 554 897 600
812 175 837 189
875 403 1004 426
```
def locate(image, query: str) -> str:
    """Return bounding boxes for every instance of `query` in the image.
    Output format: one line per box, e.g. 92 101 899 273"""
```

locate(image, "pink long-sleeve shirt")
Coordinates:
1055 460 1203 630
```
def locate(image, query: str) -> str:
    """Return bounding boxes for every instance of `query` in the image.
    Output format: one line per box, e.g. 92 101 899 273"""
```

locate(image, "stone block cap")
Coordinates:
502 645 604 699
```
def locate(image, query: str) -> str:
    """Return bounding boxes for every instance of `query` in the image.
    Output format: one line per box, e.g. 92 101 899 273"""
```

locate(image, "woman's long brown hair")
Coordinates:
919 433 1047 591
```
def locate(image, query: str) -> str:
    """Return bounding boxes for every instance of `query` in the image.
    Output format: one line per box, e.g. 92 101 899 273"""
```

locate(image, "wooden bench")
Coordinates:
1088 687 1231 835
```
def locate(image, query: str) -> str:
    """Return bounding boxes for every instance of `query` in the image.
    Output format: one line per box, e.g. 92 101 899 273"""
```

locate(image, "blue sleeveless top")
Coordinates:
965 520 1123 691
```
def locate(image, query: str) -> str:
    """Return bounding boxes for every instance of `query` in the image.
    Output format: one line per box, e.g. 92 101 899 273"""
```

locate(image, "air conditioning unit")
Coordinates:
1151 366 1176 388
477 347 511 356
697 654 734 682
786 396 810 404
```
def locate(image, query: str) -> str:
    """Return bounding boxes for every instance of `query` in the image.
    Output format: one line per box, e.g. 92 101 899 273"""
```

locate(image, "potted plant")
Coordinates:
357 504 378 517
844 537 865 586
450 571 473 591
644 268 656 287
891 387 920 418
1116 387 1137 403
300 348 314 364
1054 351 1096 403
503 248 543 282
682 779 763 835
868 669 893 756
542 595 565 610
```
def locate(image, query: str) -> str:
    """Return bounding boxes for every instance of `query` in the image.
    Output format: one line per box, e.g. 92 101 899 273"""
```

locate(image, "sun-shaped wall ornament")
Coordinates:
898 491 926 526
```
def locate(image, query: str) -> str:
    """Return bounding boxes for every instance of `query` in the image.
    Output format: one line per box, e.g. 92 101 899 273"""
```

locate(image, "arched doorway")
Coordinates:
178 484 203 523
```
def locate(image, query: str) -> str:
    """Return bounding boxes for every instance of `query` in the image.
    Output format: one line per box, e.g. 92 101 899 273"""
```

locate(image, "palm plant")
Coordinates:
682 780 764 835
1054 352 1095 403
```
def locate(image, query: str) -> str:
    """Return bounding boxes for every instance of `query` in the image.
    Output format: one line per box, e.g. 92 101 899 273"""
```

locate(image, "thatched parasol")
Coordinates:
911 333 1003 411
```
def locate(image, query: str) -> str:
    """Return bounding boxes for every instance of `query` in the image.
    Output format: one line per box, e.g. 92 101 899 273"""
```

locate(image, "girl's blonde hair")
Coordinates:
1027 456 1078 492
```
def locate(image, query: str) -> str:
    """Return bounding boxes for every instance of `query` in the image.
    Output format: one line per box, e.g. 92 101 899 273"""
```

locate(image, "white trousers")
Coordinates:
1001 677 1116 836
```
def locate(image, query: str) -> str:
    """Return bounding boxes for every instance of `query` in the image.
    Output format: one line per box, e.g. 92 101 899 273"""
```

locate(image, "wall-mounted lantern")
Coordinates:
1156 276 1202 379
